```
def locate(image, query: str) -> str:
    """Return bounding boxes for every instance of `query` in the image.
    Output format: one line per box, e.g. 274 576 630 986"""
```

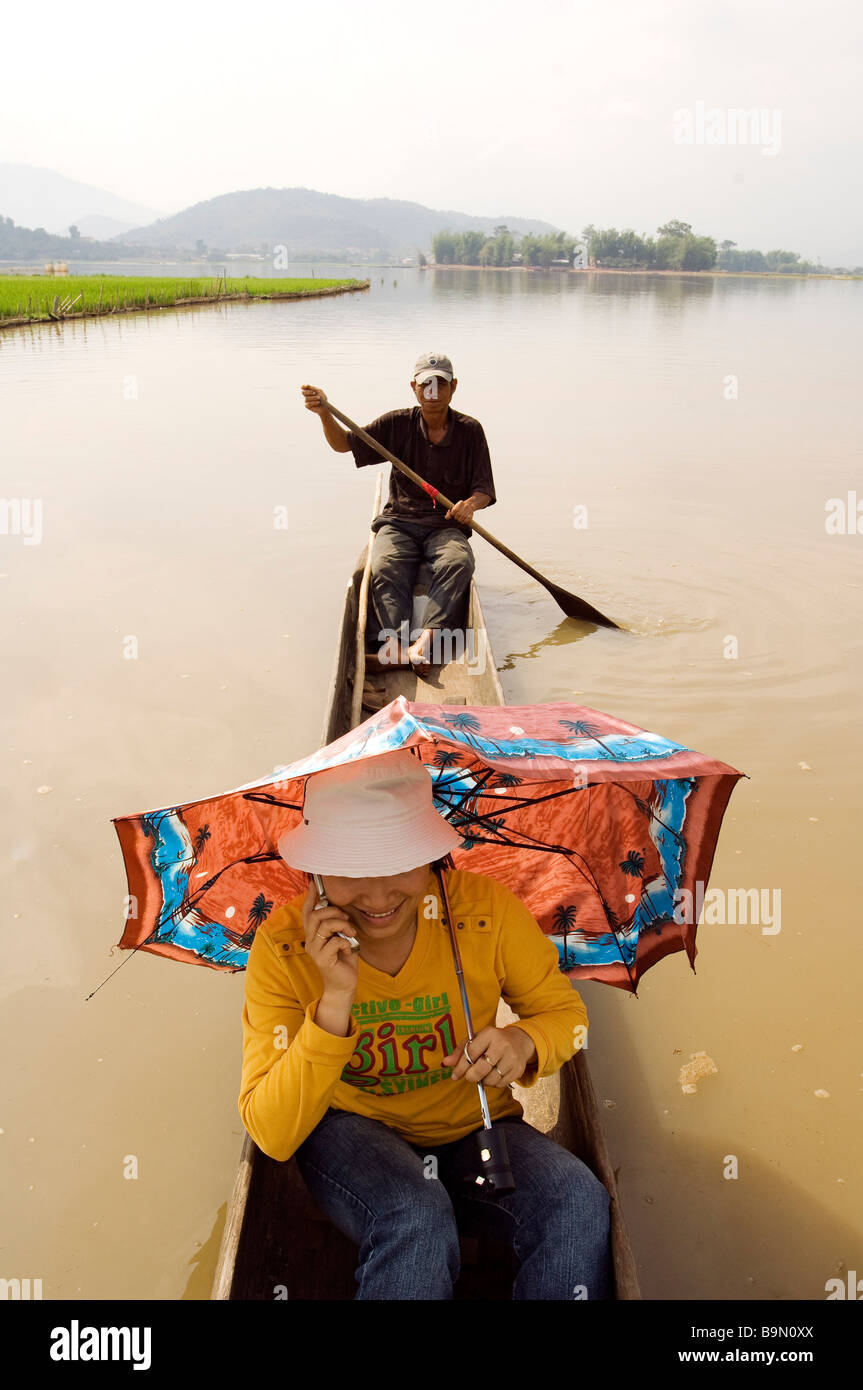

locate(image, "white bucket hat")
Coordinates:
277 748 462 877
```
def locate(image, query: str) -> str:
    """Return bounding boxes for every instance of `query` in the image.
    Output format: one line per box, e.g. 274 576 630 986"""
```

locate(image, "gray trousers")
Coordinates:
370 520 475 640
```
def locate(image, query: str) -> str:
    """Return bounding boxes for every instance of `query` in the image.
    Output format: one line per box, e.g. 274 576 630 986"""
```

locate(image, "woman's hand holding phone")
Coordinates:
301 882 360 1030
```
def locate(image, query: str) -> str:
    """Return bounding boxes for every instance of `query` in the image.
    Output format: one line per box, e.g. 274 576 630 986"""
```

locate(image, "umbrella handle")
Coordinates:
470 1123 515 1197
435 863 491 1119
435 863 516 1197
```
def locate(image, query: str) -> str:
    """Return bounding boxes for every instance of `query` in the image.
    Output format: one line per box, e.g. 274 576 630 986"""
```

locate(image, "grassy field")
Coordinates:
0 274 366 324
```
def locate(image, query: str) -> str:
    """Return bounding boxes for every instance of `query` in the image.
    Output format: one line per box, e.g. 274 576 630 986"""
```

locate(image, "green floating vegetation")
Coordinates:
0 274 366 323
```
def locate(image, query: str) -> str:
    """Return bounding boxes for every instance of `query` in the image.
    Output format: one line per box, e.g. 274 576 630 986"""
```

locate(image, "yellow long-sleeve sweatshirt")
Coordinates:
239 868 588 1162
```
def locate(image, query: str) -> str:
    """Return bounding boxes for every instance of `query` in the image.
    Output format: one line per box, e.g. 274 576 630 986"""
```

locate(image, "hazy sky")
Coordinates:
3 0 861 263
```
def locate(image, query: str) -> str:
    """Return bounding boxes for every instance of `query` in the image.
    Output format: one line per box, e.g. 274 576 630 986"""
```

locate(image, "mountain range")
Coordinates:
0 165 560 259
116 186 559 257
0 162 164 238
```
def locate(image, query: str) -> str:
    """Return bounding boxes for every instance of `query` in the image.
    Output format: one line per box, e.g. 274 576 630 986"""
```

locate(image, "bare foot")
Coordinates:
374 634 411 667
408 628 435 672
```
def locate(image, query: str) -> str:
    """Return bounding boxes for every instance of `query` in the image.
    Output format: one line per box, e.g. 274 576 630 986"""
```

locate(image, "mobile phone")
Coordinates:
312 874 359 952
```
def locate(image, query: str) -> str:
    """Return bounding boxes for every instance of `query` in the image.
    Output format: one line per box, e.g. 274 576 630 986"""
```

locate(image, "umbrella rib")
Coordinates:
451 820 639 988
453 817 605 898
430 763 498 805
448 777 663 985
90 852 279 995
637 883 664 924
440 793 606 897
441 780 598 831
617 784 686 846
241 792 304 811
606 929 638 989
84 941 151 1000
445 799 640 985
161 849 279 931
474 781 599 817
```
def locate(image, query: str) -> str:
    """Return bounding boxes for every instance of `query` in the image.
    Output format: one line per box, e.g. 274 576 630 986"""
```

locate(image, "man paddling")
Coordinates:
301 353 496 673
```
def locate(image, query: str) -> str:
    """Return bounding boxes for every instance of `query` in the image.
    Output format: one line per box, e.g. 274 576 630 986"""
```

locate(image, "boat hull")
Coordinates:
213 497 640 1300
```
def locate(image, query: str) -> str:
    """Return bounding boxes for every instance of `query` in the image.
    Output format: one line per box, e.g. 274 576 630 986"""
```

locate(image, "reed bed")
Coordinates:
0 274 367 325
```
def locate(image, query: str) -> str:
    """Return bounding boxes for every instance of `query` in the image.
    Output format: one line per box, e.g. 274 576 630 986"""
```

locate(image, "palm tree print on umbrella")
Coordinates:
248 892 274 926
224 892 273 949
451 814 506 851
553 903 579 966
428 749 470 796
616 848 655 937
432 750 462 771
436 711 513 758
441 711 483 749
620 850 646 878
558 718 617 758
616 847 670 938
193 824 211 855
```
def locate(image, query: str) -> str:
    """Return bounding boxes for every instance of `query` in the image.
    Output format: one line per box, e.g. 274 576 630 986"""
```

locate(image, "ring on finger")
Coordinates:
482 1052 505 1079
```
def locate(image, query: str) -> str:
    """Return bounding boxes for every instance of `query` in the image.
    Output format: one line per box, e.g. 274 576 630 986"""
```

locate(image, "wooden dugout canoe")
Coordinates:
212 481 640 1301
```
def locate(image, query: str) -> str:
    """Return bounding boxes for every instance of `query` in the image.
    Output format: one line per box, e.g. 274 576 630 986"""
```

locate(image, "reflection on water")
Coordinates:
1 267 860 1301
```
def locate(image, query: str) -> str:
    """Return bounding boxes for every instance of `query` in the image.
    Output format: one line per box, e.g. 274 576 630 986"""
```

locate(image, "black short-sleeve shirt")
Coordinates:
346 406 496 536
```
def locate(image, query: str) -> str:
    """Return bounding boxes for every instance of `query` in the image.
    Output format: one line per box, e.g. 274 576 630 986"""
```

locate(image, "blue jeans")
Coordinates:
370 520 475 634
295 1109 613 1300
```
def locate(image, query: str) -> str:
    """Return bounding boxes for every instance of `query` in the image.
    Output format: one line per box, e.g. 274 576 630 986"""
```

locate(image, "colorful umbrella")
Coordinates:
112 696 743 991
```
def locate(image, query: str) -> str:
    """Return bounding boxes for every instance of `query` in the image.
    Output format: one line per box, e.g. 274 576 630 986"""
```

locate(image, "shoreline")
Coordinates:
428 263 861 281
0 278 370 331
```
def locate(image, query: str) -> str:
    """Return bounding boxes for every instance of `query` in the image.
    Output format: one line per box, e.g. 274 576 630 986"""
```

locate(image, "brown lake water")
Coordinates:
1 265 860 1300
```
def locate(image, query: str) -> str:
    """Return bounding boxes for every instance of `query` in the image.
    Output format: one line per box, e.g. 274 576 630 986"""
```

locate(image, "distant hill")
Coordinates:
0 216 155 264
76 212 144 240
0 163 164 238
115 187 561 258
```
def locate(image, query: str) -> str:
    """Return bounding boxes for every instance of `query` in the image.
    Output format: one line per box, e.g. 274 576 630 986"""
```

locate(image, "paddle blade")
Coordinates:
543 579 621 629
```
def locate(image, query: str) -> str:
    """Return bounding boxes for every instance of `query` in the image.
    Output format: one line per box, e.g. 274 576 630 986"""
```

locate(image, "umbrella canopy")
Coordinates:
112 696 743 991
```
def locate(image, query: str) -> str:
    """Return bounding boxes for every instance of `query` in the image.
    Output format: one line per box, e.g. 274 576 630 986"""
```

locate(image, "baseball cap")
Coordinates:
414 352 454 385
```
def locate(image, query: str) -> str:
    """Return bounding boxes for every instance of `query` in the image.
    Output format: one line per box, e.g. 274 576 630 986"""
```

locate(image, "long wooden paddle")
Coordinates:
324 400 621 630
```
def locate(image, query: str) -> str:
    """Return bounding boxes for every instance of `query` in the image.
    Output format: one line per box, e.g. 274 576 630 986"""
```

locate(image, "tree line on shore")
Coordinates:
0 215 158 262
2 210 858 277
0 216 264 265
432 220 861 275
431 226 577 266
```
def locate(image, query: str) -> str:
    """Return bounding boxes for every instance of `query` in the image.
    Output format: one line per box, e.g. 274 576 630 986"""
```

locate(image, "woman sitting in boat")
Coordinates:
238 748 612 1300
301 352 495 675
